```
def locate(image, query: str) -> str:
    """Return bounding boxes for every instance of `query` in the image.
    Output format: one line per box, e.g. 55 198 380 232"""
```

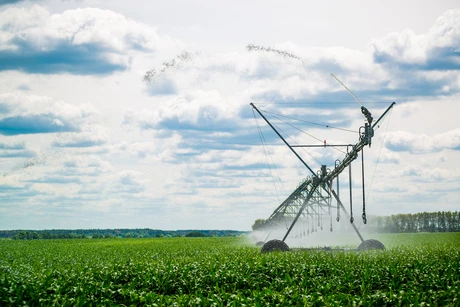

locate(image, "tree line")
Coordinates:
366 211 460 233
0 229 248 240
253 211 460 233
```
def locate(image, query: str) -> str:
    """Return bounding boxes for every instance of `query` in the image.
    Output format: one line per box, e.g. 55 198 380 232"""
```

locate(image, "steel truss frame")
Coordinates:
251 102 395 244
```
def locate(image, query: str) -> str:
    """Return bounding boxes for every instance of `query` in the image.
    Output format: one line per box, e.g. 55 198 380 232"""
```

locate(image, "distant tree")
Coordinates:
252 219 266 231
29 232 40 240
185 231 207 237
438 211 447 232
12 231 26 240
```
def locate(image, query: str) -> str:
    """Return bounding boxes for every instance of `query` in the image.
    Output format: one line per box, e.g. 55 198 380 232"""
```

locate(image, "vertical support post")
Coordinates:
361 149 367 224
282 182 319 242
331 190 364 243
335 160 340 222
348 161 354 224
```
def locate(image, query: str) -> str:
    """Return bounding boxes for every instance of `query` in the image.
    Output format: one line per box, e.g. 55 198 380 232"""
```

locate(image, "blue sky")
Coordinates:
0 0 459 231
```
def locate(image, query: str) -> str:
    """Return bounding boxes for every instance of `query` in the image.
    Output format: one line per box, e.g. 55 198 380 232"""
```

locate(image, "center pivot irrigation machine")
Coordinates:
251 75 395 253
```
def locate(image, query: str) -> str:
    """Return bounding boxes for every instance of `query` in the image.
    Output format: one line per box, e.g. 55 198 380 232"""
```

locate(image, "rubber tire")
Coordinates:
357 239 385 250
260 239 290 253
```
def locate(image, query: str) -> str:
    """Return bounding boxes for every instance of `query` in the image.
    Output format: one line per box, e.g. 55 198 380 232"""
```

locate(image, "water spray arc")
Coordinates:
250 81 395 252
246 44 307 65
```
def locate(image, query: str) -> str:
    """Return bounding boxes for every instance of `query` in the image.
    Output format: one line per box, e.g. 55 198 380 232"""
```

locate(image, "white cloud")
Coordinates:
393 165 460 182
117 141 157 159
0 92 99 135
0 141 36 158
0 5 179 74
109 170 147 194
52 131 108 148
370 9 460 69
378 149 401 164
0 92 98 118
61 155 113 174
125 89 238 130
0 3 459 230
386 129 460 153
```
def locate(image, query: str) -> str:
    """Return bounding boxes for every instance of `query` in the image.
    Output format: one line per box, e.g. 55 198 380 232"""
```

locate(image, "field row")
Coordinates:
1 233 459 306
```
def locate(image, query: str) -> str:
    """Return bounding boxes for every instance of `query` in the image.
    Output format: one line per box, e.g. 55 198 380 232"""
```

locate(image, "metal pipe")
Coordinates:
361 149 367 224
335 160 340 222
348 147 354 224
372 102 396 129
331 190 364 243
291 144 352 148
282 182 319 242
251 103 317 177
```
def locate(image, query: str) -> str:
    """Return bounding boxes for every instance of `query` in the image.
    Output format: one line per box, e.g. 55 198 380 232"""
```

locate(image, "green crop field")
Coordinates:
1 233 459 306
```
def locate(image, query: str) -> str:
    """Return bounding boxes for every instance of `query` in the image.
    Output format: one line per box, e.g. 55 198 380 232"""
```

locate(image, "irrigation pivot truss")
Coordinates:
250 99 395 253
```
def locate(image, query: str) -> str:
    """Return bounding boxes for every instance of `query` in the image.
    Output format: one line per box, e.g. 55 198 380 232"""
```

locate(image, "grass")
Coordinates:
0 233 459 306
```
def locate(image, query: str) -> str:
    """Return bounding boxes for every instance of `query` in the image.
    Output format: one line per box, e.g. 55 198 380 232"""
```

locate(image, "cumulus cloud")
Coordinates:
144 77 177 96
0 0 24 5
396 165 460 182
0 140 25 150
125 90 239 131
258 42 458 101
371 9 460 71
386 129 460 153
109 170 146 194
378 149 401 164
0 5 177 74
116 141 157 159
61 155 112 175
141 8 460 108
129 8 460 218
0 114 75 135
52 131 108 148
0 92 98 135
246 37 459 101
0 140 36 158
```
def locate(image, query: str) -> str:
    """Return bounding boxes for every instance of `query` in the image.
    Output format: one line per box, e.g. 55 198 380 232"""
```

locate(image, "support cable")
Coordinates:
259 109 348 155
251 103 317 177
366 108 394 203
265 112 324 143
252 109 282 204
251 100 395 242
260 109 357 134
268 119 324 166
330 73 362 107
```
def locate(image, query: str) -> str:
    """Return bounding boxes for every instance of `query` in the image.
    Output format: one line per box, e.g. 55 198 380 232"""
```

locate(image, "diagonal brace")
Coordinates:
282 181 320 242
331 189 364 243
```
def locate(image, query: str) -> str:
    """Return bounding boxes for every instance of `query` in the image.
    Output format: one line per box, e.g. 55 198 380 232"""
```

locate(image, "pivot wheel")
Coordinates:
260 239 290 253
357 239 385 250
